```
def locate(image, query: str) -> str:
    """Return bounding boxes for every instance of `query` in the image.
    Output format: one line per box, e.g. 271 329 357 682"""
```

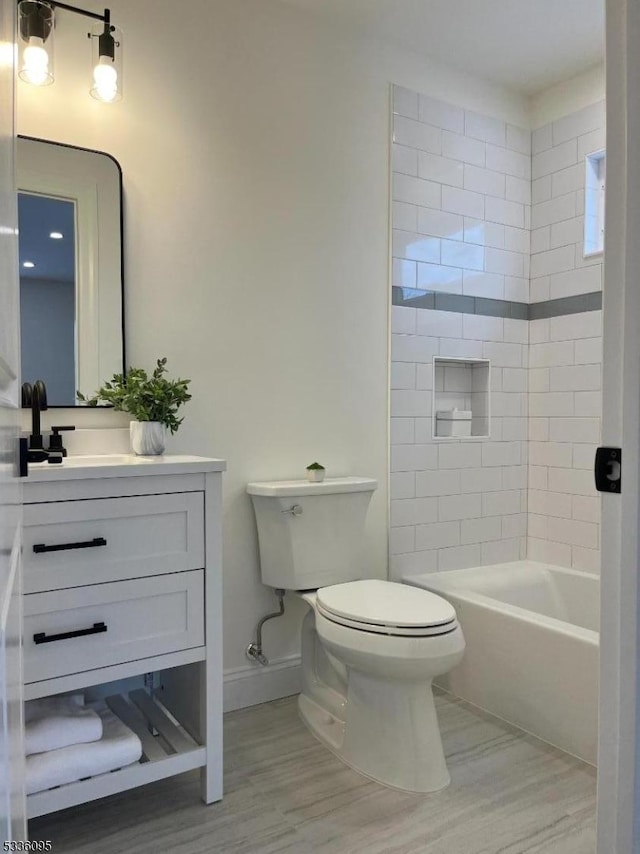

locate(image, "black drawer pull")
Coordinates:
33 622 107 645
33 537 107 554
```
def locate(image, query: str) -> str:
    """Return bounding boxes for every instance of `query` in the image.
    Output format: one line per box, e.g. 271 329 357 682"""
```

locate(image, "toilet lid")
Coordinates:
316 580 456 633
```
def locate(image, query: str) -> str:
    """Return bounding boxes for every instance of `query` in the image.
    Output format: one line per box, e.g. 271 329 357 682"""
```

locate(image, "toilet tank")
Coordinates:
247 477 377 590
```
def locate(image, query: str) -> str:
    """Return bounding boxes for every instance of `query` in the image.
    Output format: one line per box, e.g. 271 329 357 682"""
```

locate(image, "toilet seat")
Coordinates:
316 579 457 637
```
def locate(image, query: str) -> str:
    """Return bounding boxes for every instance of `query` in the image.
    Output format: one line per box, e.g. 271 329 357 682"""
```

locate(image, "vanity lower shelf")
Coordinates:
27 689 206 819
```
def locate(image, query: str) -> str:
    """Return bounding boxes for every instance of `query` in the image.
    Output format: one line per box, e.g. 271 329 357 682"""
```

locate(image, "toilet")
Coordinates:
246 476 465 793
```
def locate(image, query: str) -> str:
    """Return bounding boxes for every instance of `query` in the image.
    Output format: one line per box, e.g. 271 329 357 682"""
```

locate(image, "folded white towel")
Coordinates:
26 707 142 795
25 694 103 756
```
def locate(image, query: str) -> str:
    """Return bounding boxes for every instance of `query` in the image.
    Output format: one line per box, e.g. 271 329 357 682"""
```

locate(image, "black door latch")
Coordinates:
595 447 621 493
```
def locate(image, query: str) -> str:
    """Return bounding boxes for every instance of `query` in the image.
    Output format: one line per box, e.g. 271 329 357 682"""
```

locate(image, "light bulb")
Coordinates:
91 58 118 102
20 37 51 86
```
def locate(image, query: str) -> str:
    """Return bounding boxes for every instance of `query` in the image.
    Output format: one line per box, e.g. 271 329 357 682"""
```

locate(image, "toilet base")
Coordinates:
298 671 451 794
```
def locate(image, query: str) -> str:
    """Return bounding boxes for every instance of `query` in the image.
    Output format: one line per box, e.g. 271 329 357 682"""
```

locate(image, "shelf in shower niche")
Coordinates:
432 357 491 440
26 690 205 819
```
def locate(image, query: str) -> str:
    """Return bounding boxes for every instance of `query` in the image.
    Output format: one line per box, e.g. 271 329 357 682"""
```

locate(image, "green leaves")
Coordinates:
306 462 325 470
77 358 192 434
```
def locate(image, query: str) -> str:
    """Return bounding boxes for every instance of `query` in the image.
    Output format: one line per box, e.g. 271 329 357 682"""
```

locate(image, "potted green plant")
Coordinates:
306 462 326 483
78 358 192 456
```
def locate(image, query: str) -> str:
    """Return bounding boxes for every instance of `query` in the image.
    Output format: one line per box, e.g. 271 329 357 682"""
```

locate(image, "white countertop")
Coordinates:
25 454 227 482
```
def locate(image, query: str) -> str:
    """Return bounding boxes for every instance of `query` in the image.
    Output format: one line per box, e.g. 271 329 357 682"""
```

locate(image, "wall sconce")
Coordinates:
17 0 122 102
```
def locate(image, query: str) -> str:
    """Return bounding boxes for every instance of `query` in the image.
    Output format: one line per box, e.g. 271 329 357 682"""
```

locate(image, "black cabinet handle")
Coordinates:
33 537 107 554
33 621 107 645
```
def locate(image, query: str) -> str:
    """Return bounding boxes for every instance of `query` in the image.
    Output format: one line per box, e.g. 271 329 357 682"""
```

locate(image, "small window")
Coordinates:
584 150 605 257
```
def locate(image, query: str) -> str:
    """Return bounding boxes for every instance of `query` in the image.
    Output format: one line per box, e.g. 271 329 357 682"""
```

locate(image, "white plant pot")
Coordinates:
130 421 166 456
306 469 325 482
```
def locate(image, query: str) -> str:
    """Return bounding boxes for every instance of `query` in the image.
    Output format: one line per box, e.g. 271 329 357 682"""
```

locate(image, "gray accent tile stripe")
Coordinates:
392 287 602 321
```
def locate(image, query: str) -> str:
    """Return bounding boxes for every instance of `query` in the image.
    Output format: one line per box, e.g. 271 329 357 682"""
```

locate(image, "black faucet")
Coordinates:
21 380 48 450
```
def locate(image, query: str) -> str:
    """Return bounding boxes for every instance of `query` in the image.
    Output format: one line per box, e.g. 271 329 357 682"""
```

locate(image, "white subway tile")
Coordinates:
528 537 572 567
530 276 550 303
391 550 437 579
482 538 522 565
391 362 416 389
463 164 506 198
392 258 417 289
463 219 505 249
504 226 530 255
390 389 432 418
392 201 418 232
572 495 600 523
485 247 524 277
391 497 438 527
441 131 485 166
414 418 433 443
552 101 605 146
572 546 600 574
482 442 521 467
390 418 415 445
439 443 482 469
528 514 548 540
529 368 549 393
503 319 528 345
389 526 415 555
531 227 551 254
391 443 439 472
390 471 416 499
416 469 462 497
419 95 465 133
465 111 506 146
550 364 600 392
418 151 464 187
416 363 434 390
439 339 484 359
492 392 525 417
529 416 550 442
391 305 417 334
505 176 531 205
392 334 439 363
578 127 606 160
482 490 522 517
549 310 602 341
485 197 525 228
530 441 573 468
482 341 522 367
573 443 598 470
441 239 484 270
549 417 600 443
574 391 602 417
575 337 603 365
460 466 504 494
504 276 529 302
442 186 485 219
547 516 598 549
532 123 553 154
415 520 461 551
485 144 530 179
416 262 463 293
502 466 527 490
462 314 503 342
529 466 548 491
417 207 464 240
393 173 441 208
416 309 463 338
461 516 502 544
529 393 575 417
531 193 577 229
392 85 419 119
438 543 482 571
393 230 440 264
532 139 578 179
462 271 504 299
530 245 575 278
549 266 602 300
529 318 549 344
392 143 419 176
532 175 552 204
439 493 482 521
529 489 572 518
506 124 531 155
502 368 527 392
550 217 583 250
551 163 584 197
393 115 441 153
502 512 527 537
547 467 597 496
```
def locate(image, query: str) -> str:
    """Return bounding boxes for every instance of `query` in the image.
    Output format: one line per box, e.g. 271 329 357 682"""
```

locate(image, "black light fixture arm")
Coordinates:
29 1 111 24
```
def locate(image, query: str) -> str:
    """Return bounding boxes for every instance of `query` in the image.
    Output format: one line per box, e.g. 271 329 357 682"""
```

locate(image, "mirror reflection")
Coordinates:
16 136 124 407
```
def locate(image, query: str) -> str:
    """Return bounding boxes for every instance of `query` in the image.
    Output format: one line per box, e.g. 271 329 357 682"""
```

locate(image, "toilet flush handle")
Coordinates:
282 504 303 516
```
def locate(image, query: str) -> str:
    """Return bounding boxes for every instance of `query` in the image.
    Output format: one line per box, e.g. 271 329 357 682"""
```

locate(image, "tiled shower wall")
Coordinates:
390 86 604 577
390 86 530 578
527 102 605 573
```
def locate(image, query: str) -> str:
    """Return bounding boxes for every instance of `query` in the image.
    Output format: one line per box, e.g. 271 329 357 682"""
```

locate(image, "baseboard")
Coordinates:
223 655 301 712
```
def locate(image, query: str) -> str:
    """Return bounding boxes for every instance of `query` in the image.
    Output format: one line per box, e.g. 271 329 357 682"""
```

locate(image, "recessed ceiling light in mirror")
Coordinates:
49 231 63 239
23 261 35 268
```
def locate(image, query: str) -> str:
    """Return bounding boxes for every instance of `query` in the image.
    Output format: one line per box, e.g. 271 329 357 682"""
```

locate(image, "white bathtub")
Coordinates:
404 560 599 765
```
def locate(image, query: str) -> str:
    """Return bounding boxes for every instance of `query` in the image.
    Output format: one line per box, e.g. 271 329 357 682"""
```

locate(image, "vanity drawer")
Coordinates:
23 571 204 683
23 493 204 593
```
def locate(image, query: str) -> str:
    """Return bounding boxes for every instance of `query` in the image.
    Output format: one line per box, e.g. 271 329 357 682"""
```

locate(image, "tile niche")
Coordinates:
433 357 490 439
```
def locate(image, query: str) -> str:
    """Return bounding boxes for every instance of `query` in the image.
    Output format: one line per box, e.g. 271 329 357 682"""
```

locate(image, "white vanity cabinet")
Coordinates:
22 455 225 819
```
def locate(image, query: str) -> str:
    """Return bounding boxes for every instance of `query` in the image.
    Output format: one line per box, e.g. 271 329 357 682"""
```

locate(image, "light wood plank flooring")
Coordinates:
30 691 596 853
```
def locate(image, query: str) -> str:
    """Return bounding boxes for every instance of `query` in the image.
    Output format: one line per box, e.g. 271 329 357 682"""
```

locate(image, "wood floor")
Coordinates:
30 691 597 853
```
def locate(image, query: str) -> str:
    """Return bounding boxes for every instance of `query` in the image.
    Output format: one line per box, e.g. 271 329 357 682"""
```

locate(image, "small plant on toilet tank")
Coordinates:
77 357 192 455
306 462 325 482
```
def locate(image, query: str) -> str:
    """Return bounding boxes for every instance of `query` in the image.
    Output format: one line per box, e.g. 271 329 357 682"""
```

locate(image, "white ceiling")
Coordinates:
279 0 604 95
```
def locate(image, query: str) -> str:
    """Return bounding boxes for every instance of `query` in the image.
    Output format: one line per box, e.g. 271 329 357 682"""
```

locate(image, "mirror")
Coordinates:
16 136 124 406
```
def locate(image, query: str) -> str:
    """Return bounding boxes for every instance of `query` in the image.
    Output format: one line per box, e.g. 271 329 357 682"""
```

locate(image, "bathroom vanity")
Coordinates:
21 454 225 818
